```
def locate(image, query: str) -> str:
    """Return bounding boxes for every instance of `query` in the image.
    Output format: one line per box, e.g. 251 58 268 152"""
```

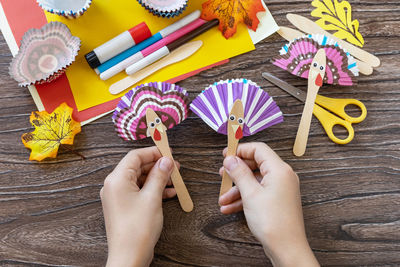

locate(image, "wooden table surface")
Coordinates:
1 1 399 266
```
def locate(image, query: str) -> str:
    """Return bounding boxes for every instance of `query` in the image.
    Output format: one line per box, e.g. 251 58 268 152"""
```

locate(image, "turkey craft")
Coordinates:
273 34 359 86
113 82 193 212
190 79 283 195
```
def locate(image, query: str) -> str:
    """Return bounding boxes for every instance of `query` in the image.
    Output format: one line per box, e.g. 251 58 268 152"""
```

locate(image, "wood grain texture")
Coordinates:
0 0 399 266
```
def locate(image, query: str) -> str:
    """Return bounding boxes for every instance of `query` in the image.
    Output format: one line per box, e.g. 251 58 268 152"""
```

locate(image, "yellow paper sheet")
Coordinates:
45 0 255 111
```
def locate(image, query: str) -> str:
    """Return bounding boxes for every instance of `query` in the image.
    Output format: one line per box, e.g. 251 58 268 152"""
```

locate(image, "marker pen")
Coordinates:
97 10 201 79
85 22 152 68
125 19 219 76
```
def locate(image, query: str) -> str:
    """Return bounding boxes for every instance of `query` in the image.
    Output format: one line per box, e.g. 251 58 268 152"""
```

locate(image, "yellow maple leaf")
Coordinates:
21 103 81 161
311 0 364 47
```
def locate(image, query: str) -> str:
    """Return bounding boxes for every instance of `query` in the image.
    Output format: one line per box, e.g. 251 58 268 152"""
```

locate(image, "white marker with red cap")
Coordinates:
85 22 152 69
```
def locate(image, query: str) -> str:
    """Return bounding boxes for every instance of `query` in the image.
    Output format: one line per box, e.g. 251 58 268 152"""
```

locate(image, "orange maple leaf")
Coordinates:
201 0 266 39
21 103 81 161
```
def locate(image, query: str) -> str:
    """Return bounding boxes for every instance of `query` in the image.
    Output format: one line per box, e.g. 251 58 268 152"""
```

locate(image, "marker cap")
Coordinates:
85 51 101 69
129 22 152 45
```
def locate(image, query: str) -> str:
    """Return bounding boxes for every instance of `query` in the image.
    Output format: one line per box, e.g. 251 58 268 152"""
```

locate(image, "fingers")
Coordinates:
138 160 179 187
223 156 260 198
227 143 286 177
141 160 180 175
219 186 241 206
162 188 177 199
141 157 174 198
220 199 243 214
112 147 162 184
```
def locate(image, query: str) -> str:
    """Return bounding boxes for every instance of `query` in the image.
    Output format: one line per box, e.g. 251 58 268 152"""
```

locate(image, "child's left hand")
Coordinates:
100 147 176 267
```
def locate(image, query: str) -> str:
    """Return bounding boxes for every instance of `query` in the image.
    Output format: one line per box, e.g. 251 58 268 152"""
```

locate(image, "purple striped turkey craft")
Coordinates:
190 79 284 137
190 79 283 196
273 34 359 86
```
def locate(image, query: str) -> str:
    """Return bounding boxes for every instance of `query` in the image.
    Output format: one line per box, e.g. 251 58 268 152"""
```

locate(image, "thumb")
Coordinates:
142 157 174 197
224 156 260 198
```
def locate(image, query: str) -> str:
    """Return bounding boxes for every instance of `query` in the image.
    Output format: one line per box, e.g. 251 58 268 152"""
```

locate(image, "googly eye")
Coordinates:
155 118 161 124
237 118 244 124
313 62 318 67
149 122 155 128
229 115 236 121
320 66 325 71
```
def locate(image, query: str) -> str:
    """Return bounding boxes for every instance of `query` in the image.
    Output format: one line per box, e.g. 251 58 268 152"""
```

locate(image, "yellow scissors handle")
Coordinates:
316 95 367 124
313 105 355 145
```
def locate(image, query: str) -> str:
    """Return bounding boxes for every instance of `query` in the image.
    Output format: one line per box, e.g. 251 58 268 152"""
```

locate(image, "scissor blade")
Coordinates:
262 72 307 103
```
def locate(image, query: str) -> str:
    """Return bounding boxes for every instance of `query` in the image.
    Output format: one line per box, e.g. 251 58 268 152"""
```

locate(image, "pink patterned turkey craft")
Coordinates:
9 22 81 87
113 82 190 141
273 34 359 86
113 82 193 212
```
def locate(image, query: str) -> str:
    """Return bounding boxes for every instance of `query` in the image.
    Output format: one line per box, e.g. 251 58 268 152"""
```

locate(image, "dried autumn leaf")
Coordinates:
201 0 266 39
21 103 81 161
311 0 364 47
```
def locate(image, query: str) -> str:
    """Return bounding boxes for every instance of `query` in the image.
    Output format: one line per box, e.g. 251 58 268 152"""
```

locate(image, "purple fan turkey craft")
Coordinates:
190 79 283 137
190 78 284 196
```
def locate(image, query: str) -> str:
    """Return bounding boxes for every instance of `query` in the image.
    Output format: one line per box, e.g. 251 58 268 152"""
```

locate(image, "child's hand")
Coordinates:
100 147 176 267
219 142 319 267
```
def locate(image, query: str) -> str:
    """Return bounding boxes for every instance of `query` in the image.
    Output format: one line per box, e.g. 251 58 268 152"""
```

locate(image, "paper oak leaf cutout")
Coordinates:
201 0 265 39
21 103 82 161
311 0 364 47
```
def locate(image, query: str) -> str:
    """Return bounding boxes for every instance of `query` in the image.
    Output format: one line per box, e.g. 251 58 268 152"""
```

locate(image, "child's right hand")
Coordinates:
219 142 319 267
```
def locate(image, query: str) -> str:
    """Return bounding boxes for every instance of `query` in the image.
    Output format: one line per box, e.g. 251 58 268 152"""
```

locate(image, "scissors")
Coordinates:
262 72 367 145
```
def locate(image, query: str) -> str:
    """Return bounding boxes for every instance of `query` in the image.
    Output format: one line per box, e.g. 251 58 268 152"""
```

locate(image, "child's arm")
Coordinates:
100 147 175 267
219 142 319 267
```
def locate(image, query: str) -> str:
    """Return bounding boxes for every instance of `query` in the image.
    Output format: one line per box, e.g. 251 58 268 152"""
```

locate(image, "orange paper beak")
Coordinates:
235 126 243 140
315 73 323 87
153 128 161 141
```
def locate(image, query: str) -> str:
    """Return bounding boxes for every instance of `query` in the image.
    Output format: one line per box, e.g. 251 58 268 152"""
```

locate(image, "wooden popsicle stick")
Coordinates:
109 40 203 95
286 14 380 68
220 100 244 196
220 142 238 196
278 26 373 76
293 49 327 157
145 109 193 212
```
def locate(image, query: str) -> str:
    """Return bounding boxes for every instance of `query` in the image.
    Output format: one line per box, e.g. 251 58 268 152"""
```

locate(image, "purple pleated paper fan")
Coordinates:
113 82 190 141
190 79 283 136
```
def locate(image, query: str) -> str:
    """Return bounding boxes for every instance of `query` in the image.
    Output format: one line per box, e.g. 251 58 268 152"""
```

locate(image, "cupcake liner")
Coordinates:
112 82 190 141
273 34 358 86
190 79 283 136
36 0 93 19
137 0 188 18
9 21 81 87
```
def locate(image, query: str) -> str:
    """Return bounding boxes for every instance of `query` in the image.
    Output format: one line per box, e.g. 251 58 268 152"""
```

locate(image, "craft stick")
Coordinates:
278 26 373 76
109 41 202 95
145 108 194 212
277 26 304 42
220 100 244 196
286 14 380 68
293 49 327 157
